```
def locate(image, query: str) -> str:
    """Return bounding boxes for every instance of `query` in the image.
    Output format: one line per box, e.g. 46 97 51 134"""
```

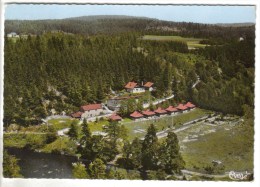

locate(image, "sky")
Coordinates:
4 4 256 24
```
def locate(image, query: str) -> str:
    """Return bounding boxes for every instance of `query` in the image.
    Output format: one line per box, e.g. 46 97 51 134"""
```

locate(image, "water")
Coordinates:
6 147 77 178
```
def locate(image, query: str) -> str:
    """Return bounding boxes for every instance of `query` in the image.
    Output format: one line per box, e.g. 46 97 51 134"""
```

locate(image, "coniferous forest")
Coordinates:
4 16 255 127
3 15 255 180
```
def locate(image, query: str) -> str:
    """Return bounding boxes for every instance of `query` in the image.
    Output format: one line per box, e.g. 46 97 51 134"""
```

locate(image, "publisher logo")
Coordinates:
229 171 250 181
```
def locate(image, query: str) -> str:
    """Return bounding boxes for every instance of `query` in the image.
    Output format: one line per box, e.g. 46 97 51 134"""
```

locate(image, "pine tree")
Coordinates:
68 120 79 141
89 158 106 179
141 124 160 170
77 119 94 161
159 132 185 174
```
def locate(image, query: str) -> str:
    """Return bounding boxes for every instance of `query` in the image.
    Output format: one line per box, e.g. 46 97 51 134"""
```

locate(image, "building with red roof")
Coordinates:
80 103 104 119
165 106 179 115
185 102 196 110
130 111 144 120
80 104 102 112
109 113 122 121
154 107 167 117
143 82 154 91
142 109 156 118
176 104 188 113
125 82 145 94
71 111 83 119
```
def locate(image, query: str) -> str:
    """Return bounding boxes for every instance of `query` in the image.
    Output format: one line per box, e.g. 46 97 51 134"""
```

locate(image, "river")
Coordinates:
6 147 77 178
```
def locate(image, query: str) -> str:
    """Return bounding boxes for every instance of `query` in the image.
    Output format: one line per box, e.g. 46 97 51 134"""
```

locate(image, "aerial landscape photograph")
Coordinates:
1 3 256 182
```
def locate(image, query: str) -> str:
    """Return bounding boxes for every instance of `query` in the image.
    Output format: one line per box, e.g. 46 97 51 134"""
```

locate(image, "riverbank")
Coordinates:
5 147 77 178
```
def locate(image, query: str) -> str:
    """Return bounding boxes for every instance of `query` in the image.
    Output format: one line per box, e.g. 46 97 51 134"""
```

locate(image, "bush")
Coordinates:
25 134 47 150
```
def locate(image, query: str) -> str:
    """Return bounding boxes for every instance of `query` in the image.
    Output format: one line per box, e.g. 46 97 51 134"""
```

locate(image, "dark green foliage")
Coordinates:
88 158 106 179
68 121 79 141
4 26 254 127
3 151 22 178
77 119 94 161
5 16 254 41
72 162 89 179
159 132 185 174
117 137 142 169
141 124 160 170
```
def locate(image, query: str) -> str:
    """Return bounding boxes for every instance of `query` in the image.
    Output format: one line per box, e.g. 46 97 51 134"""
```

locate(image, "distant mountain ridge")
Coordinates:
5 15 255 39
215 22 255 27
64 15 157 21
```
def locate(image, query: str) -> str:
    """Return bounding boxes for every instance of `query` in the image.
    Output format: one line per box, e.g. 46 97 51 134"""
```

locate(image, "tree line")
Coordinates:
70 120 184 180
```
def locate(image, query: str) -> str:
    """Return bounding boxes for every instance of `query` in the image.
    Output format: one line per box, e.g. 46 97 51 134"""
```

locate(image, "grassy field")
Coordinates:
178 118 254 174
142 35 208 49
47 118 77 131
88 120 109 132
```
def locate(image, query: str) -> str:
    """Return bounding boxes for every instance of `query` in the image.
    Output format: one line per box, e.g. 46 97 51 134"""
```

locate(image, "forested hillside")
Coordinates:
4 16 255 127
5 15 254 41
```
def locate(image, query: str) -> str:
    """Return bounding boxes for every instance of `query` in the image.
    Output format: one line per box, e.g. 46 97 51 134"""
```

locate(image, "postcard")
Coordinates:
0 1 259 187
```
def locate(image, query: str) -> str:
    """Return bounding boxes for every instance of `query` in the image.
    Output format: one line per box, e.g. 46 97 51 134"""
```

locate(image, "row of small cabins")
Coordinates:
128 102 196 121
71 102 196 122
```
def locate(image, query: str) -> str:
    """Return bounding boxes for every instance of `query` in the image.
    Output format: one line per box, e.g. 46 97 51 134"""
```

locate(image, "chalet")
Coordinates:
80 103 104 118
143 82 154 91
109 113 122 121
154 107 167 117
142 109 156 119
176 104 188 113
165 106 179 115
125 82 145 94
70 111 83 119
185 102 196 110
130 111 144 121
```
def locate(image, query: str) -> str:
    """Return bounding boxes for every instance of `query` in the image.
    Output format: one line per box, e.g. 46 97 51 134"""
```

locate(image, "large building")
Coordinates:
80 103 104 118
125 82 145 94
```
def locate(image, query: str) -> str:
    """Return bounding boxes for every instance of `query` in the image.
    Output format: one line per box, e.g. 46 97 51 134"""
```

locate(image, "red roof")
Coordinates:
71 111 83 118
154 107 167 114
144 82 154 88
81 104 102 111
125 82 138 89
130 111 144 118
185 102 196 108
176 104 188 111
165 106 178 112
142 110 156 116
109 114 122 121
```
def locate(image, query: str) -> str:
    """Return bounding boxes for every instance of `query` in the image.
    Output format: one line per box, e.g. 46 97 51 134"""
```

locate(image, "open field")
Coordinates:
142 35 208 49
178 116 253 174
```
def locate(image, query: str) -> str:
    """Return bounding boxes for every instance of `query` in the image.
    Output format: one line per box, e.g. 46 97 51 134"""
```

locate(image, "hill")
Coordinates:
5 15 254 40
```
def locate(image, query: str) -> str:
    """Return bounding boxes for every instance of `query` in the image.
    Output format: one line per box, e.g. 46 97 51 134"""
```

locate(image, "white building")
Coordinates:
7 32 19 38
80 103 104 118
125 82 145 94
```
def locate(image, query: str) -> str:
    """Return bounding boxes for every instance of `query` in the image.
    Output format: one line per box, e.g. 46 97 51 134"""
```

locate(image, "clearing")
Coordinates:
177 116 253 174
142 35 208 49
